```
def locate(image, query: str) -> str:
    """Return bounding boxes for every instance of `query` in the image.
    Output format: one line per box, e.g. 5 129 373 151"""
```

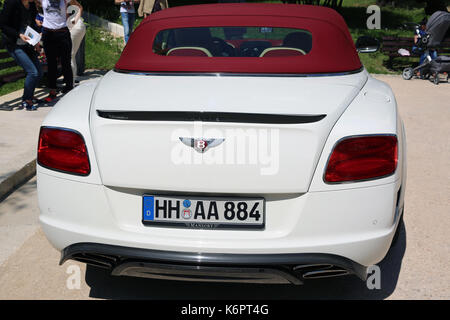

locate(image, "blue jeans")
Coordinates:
121 12 136 43
413 46 438 65
419 50 437 65
8 46 43 101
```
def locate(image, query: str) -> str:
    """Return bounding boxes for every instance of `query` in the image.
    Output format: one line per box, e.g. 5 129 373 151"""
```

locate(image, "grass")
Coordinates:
84 26 124 70
0 50 26 96
0 78 24 97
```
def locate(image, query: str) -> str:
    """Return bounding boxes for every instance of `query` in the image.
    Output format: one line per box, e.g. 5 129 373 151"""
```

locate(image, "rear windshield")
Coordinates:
153 27 312 57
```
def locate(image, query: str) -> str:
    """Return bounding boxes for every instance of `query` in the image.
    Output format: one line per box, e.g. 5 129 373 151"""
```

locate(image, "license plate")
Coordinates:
142 195 265 230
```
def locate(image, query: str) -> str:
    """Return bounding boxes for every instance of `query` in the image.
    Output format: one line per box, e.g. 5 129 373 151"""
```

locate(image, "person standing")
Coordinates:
115 0 140 44
39 0 82 103
137 0 168 19
0 0 43 111
67 4 86 85
412 18 437 67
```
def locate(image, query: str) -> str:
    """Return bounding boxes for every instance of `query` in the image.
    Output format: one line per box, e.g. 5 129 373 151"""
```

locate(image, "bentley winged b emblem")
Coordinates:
179 137 225 153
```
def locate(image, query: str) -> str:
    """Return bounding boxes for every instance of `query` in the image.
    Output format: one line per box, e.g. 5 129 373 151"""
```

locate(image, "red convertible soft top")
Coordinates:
115 3 362 74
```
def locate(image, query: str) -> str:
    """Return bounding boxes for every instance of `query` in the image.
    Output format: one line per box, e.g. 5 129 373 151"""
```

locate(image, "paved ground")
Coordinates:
0 70 106 201
0 74 448 299
0 90 51 201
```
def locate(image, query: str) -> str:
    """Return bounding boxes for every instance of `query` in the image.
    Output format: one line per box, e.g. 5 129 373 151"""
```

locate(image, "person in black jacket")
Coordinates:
0 0 43 110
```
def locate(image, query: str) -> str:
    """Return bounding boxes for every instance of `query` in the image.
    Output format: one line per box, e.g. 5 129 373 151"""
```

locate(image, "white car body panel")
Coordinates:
38 79 103 185
89 70 366 193
39 172 398 266
37 69 406 279
309 75 405 192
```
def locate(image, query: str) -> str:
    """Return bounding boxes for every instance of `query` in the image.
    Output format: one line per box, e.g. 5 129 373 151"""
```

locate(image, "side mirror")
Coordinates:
355 36 380 53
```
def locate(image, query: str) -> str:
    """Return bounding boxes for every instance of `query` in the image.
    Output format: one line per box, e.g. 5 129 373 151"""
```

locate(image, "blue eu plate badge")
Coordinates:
143 196 155 221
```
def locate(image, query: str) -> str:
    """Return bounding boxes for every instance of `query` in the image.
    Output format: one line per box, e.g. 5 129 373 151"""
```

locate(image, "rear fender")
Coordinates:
309 76 403 192
38 80 103 185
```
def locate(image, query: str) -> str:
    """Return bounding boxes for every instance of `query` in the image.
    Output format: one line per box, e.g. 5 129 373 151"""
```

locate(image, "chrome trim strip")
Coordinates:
113 67 364 78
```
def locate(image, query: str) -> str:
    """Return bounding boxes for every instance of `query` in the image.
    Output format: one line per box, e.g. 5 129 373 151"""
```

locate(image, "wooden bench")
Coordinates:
382 36 450 68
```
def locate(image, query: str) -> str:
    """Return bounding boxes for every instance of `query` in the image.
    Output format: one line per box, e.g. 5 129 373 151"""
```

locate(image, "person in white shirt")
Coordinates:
67 4 85 85
137 0 168 18
115 0 140 43
38 0 82 102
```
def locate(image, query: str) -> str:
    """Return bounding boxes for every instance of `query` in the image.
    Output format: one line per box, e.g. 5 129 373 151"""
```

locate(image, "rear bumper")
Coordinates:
39 171 403 268
61 242 367 285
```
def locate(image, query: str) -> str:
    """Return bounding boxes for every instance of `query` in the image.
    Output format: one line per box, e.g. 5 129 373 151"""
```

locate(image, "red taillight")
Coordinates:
325 135 398 183
38 127 90 176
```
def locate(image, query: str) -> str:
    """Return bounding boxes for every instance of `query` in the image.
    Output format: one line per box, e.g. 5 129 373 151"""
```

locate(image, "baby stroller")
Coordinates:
402 11 450 85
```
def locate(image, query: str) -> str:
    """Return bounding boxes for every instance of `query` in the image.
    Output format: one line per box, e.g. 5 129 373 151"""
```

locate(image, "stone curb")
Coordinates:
0 159 36 202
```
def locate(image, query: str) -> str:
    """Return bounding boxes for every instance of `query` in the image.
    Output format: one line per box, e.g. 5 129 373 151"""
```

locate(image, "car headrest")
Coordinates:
167 47 213 57
259 47 306 57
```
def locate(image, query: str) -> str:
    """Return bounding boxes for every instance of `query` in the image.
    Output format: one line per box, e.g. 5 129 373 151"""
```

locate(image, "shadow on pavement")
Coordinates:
0 89 46 111
0 178 37 212
85 221 406 300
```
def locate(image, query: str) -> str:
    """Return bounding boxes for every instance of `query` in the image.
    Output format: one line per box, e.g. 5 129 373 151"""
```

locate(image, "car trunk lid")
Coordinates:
89 71 366 193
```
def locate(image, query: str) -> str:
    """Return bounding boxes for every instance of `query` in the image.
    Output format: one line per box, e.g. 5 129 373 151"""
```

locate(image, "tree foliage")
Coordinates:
282 1 344 10
376 0 448 14
76 0 349 16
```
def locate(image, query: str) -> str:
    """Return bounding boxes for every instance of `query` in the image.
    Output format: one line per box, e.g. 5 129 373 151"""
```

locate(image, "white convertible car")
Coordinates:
37 3 406 284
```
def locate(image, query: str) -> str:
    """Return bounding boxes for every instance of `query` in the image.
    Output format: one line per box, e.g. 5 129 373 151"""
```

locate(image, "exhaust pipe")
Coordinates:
302 269 349 279
293 264 349 279
71 253 119 269
293 264 333 272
